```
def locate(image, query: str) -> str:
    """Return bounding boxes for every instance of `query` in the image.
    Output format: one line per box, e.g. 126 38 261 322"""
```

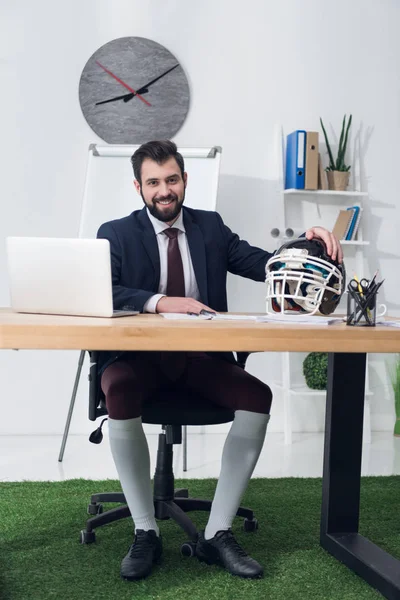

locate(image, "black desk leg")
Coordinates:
321 352 400 600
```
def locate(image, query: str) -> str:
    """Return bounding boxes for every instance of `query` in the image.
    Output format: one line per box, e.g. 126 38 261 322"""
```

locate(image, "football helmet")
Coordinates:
265 237 345 316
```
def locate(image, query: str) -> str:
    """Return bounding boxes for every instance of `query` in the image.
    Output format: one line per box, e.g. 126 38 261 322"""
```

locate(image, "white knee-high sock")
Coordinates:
204 410 270 540
108 417 159 536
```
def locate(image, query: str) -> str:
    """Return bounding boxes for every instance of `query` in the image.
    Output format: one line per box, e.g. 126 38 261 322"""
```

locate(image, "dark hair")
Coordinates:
131 140 185 185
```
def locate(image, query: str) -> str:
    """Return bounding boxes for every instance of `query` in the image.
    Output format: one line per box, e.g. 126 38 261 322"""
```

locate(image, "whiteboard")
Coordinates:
78 144 222 239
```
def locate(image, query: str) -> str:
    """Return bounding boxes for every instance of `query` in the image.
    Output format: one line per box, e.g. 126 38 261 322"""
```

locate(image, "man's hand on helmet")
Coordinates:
305 227 343 264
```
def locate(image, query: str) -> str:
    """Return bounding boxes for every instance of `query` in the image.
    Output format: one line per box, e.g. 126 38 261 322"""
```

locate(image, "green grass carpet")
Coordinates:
1 477 399 599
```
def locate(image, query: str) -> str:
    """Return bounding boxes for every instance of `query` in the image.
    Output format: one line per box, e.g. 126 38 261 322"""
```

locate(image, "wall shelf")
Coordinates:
274 126 372 445
284 189 368 197
341 240 370 246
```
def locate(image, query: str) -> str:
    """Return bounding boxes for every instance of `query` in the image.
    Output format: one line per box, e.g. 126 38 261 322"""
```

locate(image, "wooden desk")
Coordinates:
1 307 400 599
1 308 400 353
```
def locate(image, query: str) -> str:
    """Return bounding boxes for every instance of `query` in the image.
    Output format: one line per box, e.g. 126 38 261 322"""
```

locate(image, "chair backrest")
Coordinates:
78 145 222 239
88 351 106 421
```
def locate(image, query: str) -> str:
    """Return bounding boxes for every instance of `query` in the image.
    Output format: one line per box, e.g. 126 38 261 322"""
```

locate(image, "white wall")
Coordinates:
1 0 399 436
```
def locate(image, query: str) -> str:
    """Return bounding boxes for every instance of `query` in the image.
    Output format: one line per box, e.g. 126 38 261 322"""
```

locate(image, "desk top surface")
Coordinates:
0 308 399 353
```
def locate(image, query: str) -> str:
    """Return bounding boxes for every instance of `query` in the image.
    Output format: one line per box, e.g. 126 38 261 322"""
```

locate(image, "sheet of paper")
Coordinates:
376 319 400 328
212 314 258 321
159 313 210 320
159 313 258 321
256 314 343 325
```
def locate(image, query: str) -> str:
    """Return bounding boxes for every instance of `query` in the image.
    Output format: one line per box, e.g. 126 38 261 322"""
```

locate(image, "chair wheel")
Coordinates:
181 541 196 557
87 503 103 515
80 529 96 544
243 518 258 532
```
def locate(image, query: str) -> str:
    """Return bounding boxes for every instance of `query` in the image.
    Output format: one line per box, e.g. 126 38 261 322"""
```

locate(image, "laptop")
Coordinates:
6 237 139 318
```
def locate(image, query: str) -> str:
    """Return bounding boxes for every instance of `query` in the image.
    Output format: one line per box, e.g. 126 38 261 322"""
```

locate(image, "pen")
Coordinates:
186 310 217 318
355 279 384 324
365 279 384 303
370 279 385 299
353 274 364 297
369 269 379 290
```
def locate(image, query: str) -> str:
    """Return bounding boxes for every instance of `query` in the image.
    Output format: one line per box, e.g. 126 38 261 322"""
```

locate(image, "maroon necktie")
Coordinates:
163 228 185 297
161 227 186 380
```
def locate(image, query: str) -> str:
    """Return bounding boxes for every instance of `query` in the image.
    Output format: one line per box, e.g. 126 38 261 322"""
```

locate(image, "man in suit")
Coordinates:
97 140 343 582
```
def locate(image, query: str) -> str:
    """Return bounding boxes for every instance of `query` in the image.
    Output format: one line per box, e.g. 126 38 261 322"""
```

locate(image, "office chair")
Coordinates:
80 351 259 557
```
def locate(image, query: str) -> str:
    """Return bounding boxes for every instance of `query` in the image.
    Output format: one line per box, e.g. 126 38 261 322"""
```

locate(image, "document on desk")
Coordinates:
256 314 343 325
159 313 342 324
159 313 258 321
377 319 400 328
160 313 209 320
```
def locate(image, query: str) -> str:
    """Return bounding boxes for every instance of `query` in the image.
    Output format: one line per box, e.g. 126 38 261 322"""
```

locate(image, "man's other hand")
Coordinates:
305 226 343 264
156 297 216 314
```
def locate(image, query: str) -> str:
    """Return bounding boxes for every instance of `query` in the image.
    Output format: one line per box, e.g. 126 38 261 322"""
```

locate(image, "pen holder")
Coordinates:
346 288 378 327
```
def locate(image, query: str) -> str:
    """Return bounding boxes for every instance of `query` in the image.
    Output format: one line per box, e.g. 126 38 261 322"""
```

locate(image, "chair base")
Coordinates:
81 432 258 545
83 488 256 544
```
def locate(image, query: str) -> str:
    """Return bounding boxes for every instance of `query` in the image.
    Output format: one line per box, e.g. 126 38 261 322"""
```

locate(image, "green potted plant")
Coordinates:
389 354 400 437
320 114 352 191
303 352 328 390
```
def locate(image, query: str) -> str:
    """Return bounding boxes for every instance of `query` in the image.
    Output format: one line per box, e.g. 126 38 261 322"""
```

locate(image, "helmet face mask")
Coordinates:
265 238 345 316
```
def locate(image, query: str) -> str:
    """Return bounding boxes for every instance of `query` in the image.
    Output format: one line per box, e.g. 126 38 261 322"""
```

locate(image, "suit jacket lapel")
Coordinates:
137 208 160 289
183 208 209 304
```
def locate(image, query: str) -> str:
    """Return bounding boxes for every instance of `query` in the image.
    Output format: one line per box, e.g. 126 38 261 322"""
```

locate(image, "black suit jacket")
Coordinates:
96 206 273 374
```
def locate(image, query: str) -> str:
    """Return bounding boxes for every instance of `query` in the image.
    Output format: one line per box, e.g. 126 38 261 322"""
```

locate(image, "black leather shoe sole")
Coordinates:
196 549 263 578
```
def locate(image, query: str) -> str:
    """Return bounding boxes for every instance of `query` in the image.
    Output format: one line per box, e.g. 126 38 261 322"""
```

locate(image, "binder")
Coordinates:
350 208 362 240
285 130 306 189
332 209 354 239
305 132 319 190
345 206 360 240
344 208 356 238
318 153 328 190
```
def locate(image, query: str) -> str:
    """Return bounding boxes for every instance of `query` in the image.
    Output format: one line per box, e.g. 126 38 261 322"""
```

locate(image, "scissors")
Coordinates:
348 277 370 296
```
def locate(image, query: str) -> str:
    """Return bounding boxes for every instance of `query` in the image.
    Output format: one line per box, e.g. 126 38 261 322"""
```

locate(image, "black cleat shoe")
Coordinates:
196 529 263 579
121 529 162 581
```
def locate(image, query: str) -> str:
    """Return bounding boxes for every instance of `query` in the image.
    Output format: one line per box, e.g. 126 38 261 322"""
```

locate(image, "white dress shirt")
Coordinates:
143 208 201 313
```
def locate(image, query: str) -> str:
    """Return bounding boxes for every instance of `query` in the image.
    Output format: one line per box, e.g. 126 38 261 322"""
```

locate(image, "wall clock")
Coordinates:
79 37 190 144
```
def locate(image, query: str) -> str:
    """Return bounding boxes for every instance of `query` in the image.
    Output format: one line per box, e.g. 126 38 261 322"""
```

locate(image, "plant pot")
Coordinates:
327 170 350 191
394 419 400 437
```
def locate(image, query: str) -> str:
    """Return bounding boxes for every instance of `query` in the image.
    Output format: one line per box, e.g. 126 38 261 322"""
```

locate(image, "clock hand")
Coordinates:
96 64 180 105
95 60 151 107
124 88 148 101
96 93 134 106
123 64 180 103
96 90 148 106
135 64 179 95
